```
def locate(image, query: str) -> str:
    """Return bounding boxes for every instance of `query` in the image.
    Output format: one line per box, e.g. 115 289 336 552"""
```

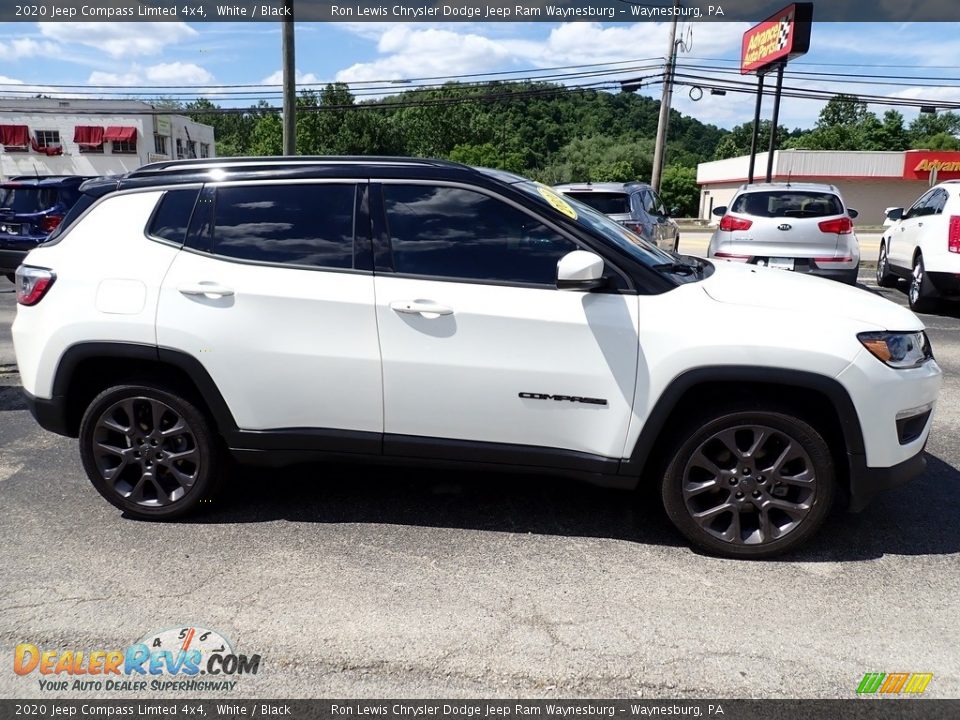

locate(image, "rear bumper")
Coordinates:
847 448 926 512
22 389 73 437
928 271 960 296
0 248 27 273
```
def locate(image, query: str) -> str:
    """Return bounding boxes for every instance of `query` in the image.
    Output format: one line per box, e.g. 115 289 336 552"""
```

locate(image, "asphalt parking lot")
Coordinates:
0 270 958 700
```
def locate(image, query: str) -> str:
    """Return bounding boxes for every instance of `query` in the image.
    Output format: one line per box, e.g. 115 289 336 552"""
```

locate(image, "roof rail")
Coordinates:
128 155 470 177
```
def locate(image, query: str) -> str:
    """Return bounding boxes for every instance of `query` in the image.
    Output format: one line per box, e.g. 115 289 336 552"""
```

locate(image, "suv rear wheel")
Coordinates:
79 384 223 519
908 254 938 314
661 407 834 558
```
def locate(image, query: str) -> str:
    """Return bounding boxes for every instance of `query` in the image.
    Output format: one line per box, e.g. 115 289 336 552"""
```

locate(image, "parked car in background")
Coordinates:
11 157 942 559
553 181 680 252
877 182 960 313
0 175 94 282
707 183 861 284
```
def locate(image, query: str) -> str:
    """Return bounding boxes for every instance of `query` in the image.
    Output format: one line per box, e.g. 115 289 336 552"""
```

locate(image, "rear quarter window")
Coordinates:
147 189 200 245
732 191 843 218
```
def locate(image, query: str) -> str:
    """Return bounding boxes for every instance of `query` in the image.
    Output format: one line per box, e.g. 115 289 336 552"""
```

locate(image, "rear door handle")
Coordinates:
390 300 453 317
178 282 235 298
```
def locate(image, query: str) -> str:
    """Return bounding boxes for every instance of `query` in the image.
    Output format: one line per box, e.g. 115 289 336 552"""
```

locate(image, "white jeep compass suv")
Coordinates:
12 157 942 558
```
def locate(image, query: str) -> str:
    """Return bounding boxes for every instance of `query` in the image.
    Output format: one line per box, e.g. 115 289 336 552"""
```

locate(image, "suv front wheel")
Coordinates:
661 407 834 558
79 384 223 519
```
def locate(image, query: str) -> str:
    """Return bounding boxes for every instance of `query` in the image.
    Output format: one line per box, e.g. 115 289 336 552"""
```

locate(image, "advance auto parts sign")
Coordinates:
741 3 813 75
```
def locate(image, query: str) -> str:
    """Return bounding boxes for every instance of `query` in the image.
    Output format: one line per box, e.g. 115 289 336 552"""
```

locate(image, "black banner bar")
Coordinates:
2 700 959 720
2 0 960 23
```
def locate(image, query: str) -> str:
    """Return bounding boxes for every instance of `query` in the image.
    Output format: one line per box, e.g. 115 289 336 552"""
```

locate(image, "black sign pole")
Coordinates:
747 72 765 184
765 63 785 183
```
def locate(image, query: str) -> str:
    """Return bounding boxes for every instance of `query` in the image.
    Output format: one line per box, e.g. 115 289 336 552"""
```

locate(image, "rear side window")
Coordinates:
383 184 577 285
732 191 842 218
211 184 356 269
563 192 630 215
148 189 199 245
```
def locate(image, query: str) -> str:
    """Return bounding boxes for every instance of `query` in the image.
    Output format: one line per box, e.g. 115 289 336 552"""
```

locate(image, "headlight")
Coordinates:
858 331 933 369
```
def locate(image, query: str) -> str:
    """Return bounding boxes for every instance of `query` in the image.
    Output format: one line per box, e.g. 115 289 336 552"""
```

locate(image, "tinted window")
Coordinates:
563 192 631 215
926 190 947 216
0 186 57 213
148 189 199 245
905 190 936 220
731 191 842 218
212 184 355 269
383 185 576 285
643 190 665 216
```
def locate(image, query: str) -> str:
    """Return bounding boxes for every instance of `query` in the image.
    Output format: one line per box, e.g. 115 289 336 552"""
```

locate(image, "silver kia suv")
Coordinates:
707 183 861 284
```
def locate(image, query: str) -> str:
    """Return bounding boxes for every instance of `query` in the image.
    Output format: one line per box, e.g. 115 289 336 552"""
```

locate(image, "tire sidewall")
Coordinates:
79 384 220 520
661 409 835 559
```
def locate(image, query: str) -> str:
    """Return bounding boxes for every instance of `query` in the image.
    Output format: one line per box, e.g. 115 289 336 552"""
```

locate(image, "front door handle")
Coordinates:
390 300 453 317
178 282 235 298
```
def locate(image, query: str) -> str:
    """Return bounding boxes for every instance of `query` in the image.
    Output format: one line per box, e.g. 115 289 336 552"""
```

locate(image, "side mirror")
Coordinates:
847 208 859 219
669 206 681 217
712 206 727 217
886 207 904 221
557 250 606 291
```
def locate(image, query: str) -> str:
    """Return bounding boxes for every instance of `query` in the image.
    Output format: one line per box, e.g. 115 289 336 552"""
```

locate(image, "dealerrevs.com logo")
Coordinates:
13 626 261 692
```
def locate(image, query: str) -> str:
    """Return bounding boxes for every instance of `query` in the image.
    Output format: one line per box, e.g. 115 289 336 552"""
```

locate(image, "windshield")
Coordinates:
0 186 56 214
562 191 631 215
513 181 676 267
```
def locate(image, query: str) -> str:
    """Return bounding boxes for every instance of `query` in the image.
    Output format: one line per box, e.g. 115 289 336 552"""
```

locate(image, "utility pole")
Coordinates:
281 0 296 156
650 0 679 193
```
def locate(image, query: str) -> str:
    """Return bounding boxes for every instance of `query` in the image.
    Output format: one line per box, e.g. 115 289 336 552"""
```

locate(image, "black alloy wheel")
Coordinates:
80 385 222 519
662 409 834 558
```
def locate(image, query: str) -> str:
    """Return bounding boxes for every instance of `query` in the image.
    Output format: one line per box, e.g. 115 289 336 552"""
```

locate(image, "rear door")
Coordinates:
157 180 383 437
371 181 639 463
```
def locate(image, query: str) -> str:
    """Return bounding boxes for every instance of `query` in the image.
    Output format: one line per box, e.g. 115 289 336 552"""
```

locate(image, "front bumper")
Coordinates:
847 448 926 512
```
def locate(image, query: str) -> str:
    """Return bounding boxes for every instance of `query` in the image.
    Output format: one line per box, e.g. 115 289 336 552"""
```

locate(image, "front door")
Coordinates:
372 182 639 461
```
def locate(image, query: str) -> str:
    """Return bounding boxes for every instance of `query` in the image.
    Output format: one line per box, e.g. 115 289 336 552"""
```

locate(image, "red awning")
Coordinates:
74 126 104 146
0 124 29 147
104 126 137 142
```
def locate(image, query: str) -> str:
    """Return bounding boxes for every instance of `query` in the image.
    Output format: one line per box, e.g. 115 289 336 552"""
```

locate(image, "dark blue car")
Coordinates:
0 175 95 281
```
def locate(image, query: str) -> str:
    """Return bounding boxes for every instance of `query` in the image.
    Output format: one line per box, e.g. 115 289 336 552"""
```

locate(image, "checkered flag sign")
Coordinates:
778 12 794 50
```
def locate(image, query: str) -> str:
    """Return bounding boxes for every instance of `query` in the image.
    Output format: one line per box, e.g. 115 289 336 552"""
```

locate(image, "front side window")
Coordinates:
211 184 355 269
731 191 842 218
383 184 577 285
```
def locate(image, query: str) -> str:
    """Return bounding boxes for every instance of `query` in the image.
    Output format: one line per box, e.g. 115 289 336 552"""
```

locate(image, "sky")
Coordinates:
0 21 958 131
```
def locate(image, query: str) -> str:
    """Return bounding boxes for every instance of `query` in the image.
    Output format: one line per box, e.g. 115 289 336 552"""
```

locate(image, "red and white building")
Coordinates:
697 149 960 223
0 98 215 179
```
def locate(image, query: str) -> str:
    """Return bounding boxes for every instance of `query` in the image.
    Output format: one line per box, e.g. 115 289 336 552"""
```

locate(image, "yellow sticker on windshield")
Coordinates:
536 185 578 220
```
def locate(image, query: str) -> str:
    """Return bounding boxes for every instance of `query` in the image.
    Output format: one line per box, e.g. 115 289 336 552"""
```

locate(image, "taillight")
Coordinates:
949 216 960 254
718 215 753 232
15 266 56 306
813 256 854 264
40 214 63 233
818 217 853 234
714 252 752 263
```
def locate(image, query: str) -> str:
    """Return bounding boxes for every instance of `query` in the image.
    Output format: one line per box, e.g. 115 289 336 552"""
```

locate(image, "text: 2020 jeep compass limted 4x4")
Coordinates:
12 158 942 558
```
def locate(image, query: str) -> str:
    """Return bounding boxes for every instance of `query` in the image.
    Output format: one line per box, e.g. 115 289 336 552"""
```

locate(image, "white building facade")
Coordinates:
0 98 215 179
697 149 960 224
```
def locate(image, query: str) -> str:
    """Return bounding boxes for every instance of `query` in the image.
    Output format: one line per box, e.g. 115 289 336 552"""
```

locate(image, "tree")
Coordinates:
909 111 960 149
659 165 699 217
816 95 868 129
712 121 789 159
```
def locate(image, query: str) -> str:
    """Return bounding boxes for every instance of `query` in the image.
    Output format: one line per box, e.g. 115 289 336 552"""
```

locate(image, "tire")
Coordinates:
876 243 897 288
673 235 680 253
908 253 938 314
79 384 223 519
661 406 835 559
